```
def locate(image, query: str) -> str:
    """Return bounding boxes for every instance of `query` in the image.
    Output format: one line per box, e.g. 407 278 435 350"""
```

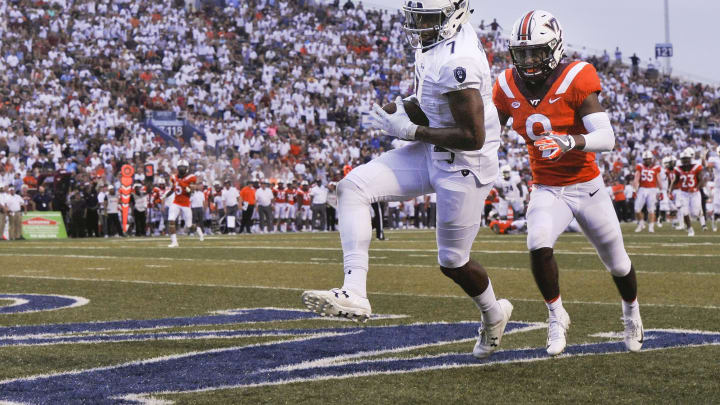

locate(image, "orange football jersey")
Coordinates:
171 174 197 207
636 164 661 188
674 164 702 193
493 61 602 186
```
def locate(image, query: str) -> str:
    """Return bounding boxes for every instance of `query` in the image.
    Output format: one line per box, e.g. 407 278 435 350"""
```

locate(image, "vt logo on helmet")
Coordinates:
509 10 565 82
402 0 472 50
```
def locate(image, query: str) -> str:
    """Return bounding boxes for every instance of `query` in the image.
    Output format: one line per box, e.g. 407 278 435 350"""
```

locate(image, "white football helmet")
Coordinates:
500 164 512 180
177 159 189 177
642 150 653 161
680 147 694 160
402 0 472 50
509 10 565 82
661 156 672 169
716 145 720 156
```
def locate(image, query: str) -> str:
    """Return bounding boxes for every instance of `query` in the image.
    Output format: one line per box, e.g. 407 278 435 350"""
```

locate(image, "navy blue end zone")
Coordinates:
0 308 718 404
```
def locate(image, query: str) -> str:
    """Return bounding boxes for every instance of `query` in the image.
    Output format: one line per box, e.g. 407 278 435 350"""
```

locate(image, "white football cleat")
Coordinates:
622 315 644 352
546 311 571 356
688 227 695 237
168 242 179 248
634 222 645 233
301 288 371 323
473 299 513 359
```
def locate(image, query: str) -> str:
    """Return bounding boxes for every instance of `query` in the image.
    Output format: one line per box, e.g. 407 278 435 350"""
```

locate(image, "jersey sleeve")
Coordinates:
568 62 602 109
492 72 511 116
437 57 484 94
635 164 642 172
188 175 197 184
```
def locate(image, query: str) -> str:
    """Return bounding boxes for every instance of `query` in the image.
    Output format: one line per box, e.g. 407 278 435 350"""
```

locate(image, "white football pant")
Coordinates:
526 175 631 277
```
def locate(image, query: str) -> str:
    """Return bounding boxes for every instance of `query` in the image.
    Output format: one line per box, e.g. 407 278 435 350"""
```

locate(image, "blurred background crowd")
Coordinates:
1 0 718 238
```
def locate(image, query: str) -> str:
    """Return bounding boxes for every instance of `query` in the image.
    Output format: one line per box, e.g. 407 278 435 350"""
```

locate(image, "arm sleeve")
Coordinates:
581 112 615 152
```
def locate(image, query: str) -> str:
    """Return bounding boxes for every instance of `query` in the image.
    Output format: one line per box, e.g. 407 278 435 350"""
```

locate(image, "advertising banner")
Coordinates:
21 212 68 239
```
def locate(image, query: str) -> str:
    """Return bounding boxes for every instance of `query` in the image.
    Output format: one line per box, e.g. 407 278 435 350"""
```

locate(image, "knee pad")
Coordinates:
527 227 553 251
437 247 468 269
608 256 632 277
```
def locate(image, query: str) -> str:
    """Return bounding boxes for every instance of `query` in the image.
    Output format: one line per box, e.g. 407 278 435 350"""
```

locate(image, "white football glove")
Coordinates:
535 133 576 161
368 96 418 141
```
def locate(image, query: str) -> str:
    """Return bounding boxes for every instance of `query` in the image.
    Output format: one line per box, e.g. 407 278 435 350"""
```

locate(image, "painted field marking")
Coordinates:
0 307 717 404
0 253 717 277
2 245 720 258
1 275 718 311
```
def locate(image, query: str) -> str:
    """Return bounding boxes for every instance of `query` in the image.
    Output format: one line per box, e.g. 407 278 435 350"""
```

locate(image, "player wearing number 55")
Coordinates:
492 10 644 356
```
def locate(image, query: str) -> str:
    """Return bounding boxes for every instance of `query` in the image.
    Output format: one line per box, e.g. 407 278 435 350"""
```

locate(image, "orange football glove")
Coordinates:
535 133 576 161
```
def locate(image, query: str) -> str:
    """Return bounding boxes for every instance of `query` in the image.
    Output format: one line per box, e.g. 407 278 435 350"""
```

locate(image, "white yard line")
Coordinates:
0 253 717 276
5 245 720 258
1 274 718 310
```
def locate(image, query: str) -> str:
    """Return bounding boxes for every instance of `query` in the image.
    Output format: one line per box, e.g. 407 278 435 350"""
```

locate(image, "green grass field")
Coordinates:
0 224 718 404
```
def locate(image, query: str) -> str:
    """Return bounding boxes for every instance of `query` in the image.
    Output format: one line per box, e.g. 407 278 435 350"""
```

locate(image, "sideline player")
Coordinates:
303 0 513 359
671 148 706 236
273 182 289 232
496 165 525 219
166 160 203 247
703 146 720 231
492 10 643 355
632 151 662 233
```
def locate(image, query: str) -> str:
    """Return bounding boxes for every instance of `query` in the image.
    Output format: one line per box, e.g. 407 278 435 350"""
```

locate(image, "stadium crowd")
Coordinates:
0 0 719 239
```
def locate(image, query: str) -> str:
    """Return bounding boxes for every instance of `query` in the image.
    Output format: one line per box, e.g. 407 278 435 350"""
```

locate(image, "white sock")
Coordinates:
196 227 203 237
622 298 640 319
699 216 707 226
648 222 654 231
338 181 372 298
471 280 502 324
170 233 177 244
545 295 566 319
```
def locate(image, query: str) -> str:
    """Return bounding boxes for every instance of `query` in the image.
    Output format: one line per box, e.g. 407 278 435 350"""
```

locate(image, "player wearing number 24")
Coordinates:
492 10 644 356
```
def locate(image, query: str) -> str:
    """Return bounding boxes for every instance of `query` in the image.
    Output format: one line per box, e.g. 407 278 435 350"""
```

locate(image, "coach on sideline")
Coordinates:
6 186 26 240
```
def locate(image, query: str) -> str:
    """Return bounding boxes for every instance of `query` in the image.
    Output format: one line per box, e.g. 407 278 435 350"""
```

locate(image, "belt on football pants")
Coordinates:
431 146 455 164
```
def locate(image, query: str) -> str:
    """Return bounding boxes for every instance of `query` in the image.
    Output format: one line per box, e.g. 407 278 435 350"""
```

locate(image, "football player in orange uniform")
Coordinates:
670 148 707 236
492 10 643 355
632 151 663 232
167 160 201 247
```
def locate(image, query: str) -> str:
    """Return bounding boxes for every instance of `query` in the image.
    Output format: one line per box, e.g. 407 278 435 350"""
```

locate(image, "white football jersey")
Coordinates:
413 22 500 183
709 156 720 188
496 177 521 200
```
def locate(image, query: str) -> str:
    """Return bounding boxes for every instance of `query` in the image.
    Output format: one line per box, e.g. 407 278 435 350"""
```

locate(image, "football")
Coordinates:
382 99 430 127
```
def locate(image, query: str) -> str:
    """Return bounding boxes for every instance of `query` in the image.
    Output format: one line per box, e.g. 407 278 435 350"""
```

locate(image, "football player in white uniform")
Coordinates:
496 165 525 219
704 146 720 231
302 0 512 359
